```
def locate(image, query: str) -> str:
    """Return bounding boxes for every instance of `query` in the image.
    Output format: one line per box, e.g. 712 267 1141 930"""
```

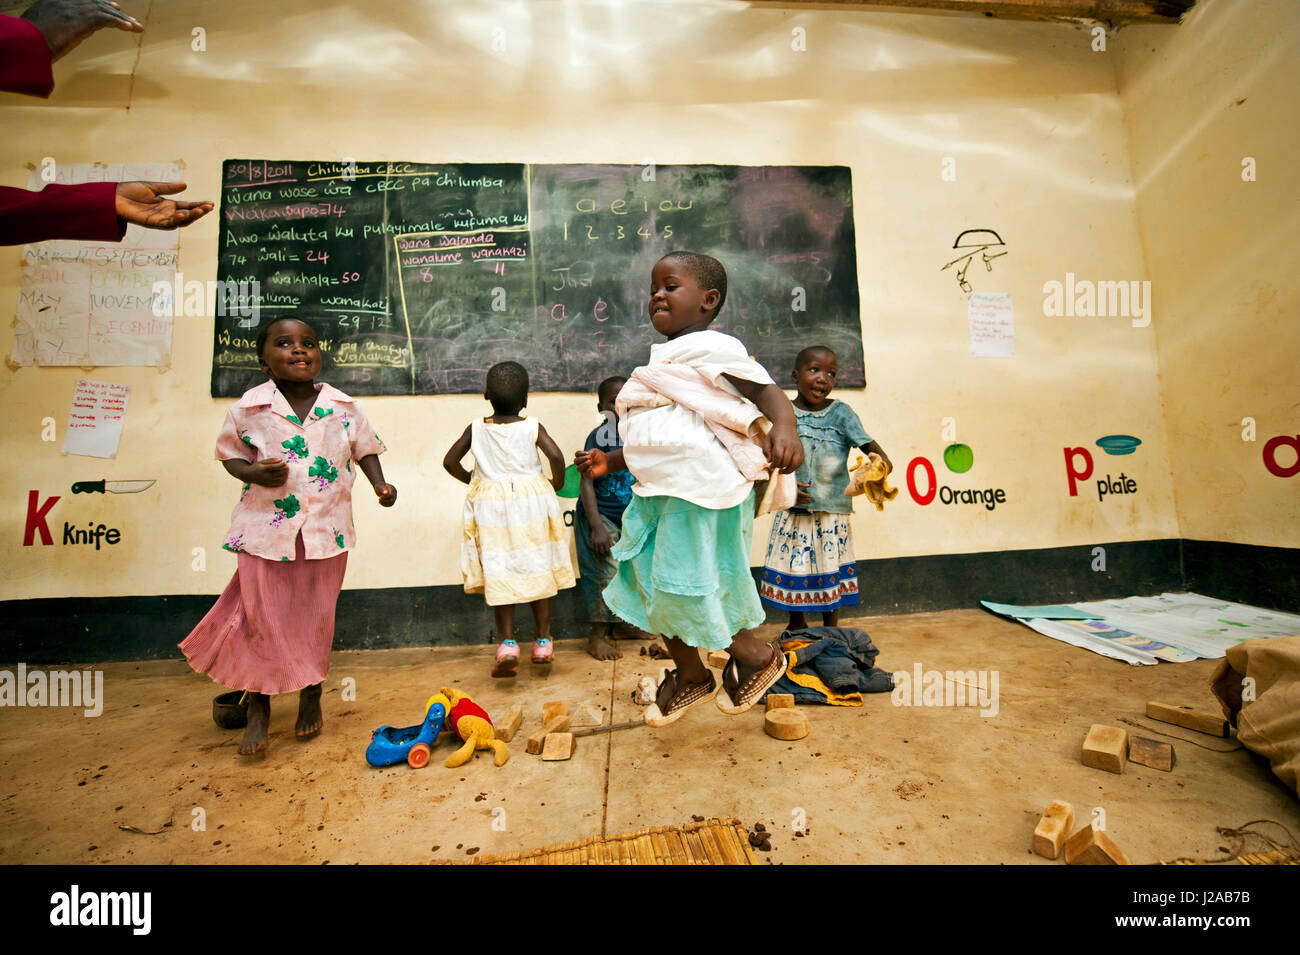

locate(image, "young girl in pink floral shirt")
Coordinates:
181 317 396 756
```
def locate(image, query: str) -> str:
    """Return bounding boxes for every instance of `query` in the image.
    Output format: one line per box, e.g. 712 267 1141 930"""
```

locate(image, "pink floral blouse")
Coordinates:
215 380 386 561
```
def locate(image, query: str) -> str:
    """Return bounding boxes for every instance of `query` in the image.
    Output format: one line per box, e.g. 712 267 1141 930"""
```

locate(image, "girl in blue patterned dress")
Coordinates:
760 346 891 630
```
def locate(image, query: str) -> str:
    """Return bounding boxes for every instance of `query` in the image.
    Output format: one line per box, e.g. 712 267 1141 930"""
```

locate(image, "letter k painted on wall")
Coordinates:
23 491 60 546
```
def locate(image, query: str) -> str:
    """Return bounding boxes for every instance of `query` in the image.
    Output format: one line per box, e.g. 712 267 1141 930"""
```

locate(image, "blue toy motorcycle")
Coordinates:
365 698 446 768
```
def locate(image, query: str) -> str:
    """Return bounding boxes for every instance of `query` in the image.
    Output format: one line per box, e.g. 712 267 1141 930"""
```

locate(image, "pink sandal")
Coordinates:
492 639 519 678
531 638 554 665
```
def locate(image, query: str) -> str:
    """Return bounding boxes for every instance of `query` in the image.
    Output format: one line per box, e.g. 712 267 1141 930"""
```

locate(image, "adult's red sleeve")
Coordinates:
0 182 128 245
0 15 55 98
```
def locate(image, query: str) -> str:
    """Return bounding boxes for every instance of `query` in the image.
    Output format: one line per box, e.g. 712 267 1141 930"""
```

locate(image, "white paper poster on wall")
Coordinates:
62 379 130 458
11 162 181 368
968 292 1014 358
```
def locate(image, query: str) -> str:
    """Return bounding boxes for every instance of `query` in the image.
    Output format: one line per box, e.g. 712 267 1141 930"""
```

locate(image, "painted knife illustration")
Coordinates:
72 480 156 494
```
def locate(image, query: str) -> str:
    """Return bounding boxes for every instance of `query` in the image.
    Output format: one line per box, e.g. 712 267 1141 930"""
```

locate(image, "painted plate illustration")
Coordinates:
1096 435 1142 456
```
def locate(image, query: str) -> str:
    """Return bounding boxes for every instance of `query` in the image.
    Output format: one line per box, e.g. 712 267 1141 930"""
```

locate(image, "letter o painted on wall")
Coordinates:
907 456 937 506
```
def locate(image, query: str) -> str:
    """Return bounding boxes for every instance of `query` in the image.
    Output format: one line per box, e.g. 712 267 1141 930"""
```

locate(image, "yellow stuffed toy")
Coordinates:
845 452 898 511
440 686 509 768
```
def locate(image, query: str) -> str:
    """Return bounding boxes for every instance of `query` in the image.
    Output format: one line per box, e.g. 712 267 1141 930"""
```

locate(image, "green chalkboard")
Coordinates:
212 161 861 396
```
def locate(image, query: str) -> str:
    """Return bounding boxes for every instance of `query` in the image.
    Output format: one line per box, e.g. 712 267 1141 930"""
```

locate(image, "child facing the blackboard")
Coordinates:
575 251 803 726
444 361 576 677
181 317 397 756
576 375 657 661
758 345 892 630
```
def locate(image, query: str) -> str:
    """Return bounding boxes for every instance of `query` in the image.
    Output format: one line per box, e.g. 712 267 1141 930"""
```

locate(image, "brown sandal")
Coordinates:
644 668 718 728
717 644 787 714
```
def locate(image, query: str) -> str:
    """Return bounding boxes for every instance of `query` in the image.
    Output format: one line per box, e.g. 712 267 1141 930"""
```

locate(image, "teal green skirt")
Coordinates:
602 490 765 651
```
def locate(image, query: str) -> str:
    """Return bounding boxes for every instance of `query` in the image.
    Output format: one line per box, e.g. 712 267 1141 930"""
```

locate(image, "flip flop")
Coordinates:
491 640 519 678
644 667 718 728
716 643 787 715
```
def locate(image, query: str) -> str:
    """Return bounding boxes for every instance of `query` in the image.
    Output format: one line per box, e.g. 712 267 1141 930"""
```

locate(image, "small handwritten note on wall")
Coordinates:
62 379 130 458
968 292 1014 358
12 162 181 368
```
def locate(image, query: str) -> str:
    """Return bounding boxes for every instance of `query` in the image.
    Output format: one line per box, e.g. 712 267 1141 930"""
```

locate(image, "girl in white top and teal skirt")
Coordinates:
575 252 804 727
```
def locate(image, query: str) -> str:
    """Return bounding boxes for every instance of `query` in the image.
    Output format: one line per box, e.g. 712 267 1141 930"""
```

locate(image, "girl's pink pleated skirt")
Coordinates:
180 533 348 695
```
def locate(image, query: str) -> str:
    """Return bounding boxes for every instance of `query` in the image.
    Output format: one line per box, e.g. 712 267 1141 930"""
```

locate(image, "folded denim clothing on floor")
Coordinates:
764 626 894 706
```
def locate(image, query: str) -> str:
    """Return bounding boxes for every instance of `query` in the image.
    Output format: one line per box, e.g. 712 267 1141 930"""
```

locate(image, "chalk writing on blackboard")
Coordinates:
213 162 862 396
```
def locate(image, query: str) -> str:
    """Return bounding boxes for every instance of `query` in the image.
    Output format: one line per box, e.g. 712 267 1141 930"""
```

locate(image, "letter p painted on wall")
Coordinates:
1064 447 1094 497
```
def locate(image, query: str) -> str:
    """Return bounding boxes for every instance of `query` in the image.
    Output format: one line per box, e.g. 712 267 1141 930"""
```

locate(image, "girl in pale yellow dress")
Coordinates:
443 361 575 677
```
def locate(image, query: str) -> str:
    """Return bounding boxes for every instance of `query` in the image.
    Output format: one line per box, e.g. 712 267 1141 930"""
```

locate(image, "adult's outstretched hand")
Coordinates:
22 0 142 62
114 181 213 230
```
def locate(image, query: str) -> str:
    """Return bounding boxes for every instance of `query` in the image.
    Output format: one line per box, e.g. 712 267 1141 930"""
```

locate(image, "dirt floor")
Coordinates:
1 608 1296 865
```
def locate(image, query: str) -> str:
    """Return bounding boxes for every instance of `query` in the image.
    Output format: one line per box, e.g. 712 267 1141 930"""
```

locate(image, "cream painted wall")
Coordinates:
1116 0 1300 548
1 0 1185 601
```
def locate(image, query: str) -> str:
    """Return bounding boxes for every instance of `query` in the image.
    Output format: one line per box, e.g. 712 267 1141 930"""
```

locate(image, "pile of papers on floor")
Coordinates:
982 593 1300 665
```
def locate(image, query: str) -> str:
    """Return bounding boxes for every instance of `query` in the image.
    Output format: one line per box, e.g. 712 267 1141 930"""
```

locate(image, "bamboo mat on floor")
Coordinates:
1161 847 1300 865
471 817 756 865
1237 847 1300 865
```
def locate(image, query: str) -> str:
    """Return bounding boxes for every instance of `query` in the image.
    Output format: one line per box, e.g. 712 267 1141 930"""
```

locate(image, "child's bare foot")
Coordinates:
238 693 270 755
295 683 323 739
611 621 653 641
587 625 622 661
647 642 672 659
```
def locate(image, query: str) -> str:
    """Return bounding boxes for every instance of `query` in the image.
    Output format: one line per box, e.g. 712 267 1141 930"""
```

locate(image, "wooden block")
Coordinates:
1032 800 1075 859
541 701 569 724
765 694 795 711
541 732 574 761
1146 701 1229 737
707 650 730 669
525 715 571 755
1082 724 1127 774
495 704 522 743
764 708 808 741
1064 825 1131 865
1128 736 1175 772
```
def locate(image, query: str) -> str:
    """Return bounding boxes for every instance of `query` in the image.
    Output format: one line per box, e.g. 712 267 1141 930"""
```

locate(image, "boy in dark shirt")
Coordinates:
577 376 645 659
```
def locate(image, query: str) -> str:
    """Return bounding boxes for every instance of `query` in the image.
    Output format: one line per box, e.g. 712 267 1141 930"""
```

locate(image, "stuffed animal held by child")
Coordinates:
846 452 898 511
441 686 509 768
